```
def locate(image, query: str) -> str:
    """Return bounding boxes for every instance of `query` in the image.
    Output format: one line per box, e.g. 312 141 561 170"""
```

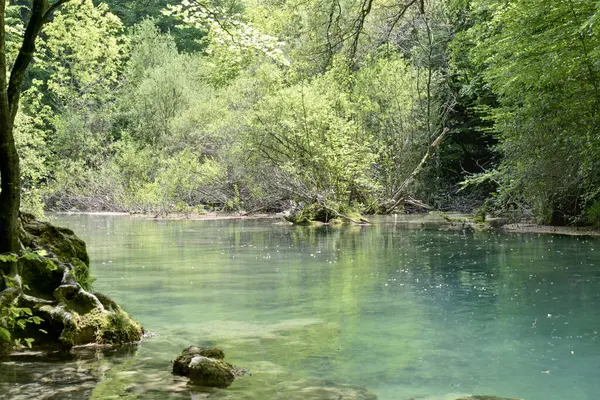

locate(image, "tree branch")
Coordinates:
347 0 373 63
0 0 9 115
383 127 450 213
43 0 71 22
7 0 47 121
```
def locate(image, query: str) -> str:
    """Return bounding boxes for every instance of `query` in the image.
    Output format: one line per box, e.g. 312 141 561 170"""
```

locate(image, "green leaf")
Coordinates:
0 254 18 263
0 327 11 342
35 249 49 257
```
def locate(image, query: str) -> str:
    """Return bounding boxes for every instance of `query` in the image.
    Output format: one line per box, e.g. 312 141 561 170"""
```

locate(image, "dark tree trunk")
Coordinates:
0 0 69 255
0 0 20 255
0 121 20 255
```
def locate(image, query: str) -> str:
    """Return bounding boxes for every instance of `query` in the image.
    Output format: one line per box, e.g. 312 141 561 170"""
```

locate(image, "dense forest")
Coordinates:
5 0 600 226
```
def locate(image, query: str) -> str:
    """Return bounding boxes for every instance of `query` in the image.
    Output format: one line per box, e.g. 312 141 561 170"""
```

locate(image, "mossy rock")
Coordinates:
19 256 64 300
19 213 91 289
187 356 236 388
173 346 236 388
0 214 143 351
283 202 367 225
173 346 226 376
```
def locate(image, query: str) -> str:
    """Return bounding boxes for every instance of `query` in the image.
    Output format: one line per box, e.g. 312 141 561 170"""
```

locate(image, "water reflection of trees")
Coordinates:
51 215 600 396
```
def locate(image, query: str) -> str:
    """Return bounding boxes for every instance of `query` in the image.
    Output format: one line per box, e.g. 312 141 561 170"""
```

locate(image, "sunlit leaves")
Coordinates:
37 0 126 109
164 0 288 66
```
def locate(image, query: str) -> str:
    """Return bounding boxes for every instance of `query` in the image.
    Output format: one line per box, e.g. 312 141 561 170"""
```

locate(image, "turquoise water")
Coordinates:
2 214 600 400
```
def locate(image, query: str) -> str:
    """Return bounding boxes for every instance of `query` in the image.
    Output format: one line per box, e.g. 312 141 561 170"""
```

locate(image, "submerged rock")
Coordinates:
173 346 236 388
0 213 143 353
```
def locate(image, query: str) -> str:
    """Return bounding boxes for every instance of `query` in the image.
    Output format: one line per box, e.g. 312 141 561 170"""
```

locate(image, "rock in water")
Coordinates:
173 346 236 388
0 213 143 353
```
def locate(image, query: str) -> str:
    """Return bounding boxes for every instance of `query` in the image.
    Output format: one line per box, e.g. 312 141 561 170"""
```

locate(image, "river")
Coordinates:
1 214 600 399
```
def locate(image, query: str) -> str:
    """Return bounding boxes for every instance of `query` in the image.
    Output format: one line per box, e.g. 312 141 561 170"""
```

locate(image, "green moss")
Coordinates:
20 213 92 289
18 256 63 300
102 310 143 345
7 215 143 350
173 346 235 387
187 356 235 388
60 308 104 345
286 202 366 225
60 307 142 346
173 346 226 376
73 259 95 290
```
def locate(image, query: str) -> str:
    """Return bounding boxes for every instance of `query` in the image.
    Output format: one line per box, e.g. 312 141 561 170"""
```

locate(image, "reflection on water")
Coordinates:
1 214 600 400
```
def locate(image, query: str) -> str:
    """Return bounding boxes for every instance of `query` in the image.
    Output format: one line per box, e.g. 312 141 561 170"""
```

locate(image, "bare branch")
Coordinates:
347 0 373 63
383 127 450 213
385 0 418 42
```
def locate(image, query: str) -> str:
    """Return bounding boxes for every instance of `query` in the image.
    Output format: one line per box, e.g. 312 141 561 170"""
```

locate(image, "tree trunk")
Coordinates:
0 121 20 255
0 0 20 255
0 0 67 255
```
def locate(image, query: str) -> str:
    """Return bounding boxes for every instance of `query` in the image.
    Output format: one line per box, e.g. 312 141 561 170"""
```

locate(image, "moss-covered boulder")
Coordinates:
173 346 236 388
283 201 369 225
0 213 143 353
19 213 91 288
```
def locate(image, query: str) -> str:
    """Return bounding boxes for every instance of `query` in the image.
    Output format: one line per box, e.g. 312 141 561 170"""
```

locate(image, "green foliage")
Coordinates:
37 0 126 109
100 0 207 52
246 66 377 205
18 0 599 226
352 54 427 197
14 90 53 218
587 198 600 228
0 273 44 353
4 1 25 67
461 0 600 224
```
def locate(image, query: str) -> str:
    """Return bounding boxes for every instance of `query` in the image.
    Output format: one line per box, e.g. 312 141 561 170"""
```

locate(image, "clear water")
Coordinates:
2 214 600 400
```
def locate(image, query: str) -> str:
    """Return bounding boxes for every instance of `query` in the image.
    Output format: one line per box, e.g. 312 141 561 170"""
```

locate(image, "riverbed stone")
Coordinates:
173 346 236 388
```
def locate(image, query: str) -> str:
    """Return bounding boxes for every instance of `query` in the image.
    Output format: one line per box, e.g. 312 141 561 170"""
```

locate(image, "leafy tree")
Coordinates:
462 0 600 224
36 0 125 110
246 65 376 206
99 0 206 52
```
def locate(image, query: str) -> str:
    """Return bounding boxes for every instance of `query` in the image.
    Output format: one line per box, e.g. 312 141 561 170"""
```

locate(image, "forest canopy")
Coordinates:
6 0 600 226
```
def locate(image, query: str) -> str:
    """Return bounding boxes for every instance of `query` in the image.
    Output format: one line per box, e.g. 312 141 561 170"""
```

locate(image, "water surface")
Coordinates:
2 214 600 400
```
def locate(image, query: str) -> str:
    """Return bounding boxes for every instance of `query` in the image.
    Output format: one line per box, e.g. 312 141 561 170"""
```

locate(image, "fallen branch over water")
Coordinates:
377 127 450 213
